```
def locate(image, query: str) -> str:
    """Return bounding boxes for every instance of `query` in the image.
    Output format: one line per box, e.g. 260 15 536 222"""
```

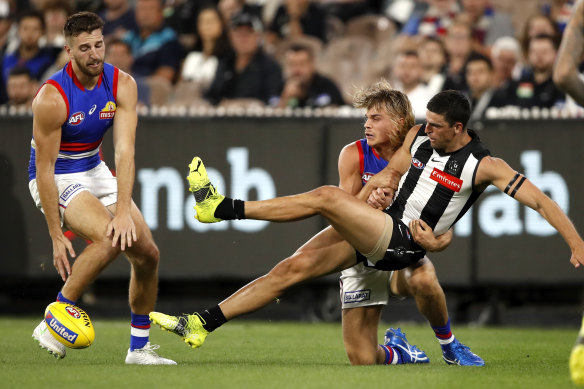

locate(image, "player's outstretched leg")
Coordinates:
32 320 66 359
187 157 225 223
150 312 209 349
570 316 584 385
441 338 485 366
383 327 429 364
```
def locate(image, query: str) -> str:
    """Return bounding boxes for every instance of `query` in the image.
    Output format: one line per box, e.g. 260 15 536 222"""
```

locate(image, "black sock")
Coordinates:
213 197 245 220
198 305 227 332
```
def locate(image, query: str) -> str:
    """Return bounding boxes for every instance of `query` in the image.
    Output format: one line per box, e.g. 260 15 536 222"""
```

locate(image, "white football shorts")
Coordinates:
29 161 118 225
339 262 404 309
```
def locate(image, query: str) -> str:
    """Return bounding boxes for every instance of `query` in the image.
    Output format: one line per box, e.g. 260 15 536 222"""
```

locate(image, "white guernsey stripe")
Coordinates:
131 327 150 337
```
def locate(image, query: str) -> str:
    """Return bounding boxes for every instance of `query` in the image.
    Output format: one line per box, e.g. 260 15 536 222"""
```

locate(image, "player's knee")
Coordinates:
130 240 160 269
311 186 342 209
409 268 441 297
267 254 310 288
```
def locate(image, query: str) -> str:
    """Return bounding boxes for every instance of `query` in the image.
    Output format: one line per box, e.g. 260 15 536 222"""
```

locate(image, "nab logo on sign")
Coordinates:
68 111 85 125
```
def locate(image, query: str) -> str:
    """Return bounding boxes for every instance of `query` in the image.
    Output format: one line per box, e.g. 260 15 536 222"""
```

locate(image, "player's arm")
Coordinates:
338 142 363 196
553 0 584 106
363 125 420 207
409 219 453 252
107 70 138 250
476 156 584 268
32 84 76 281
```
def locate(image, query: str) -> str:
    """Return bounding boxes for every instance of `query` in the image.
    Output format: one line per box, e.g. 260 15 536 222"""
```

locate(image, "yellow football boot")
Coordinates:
187 157 224 223
150 312 209 349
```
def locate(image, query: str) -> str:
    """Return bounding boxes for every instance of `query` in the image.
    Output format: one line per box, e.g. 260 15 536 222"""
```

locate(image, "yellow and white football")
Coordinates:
44 302 95 349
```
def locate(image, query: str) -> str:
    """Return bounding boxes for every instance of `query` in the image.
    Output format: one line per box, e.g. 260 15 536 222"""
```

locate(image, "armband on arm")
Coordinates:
503 173 526 198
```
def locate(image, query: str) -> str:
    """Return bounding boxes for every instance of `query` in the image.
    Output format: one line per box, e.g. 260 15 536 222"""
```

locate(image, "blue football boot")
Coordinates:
441 338 485 366
384 327 430 364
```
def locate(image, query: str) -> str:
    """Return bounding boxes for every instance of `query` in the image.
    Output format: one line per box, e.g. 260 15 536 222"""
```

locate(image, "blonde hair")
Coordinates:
353 79 415 149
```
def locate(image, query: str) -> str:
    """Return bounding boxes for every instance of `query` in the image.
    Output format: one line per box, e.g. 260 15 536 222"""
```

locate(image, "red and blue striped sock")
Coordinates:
432 318 454 345
130 312 150 351
380 344 401 364
56 291 76 305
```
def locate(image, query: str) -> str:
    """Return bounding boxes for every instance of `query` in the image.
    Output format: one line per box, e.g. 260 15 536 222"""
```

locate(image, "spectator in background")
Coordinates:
490 36 521 89
2 10 59 86
458 0 514 55
276 42 344 108
267 0 328 48
442 20 476 92
0 0 14 104
204 12 282 106
520 13 561 61
542 0 574 33
463 53 497 120
40 0 70 49
400 0 460 38
516 34 564 108
105 38 150 107
218 0 261 26
99 0 137 39
124 0 183 83
5 65 35 107
418 36 447 95
180 5 231 92
391 50 432 121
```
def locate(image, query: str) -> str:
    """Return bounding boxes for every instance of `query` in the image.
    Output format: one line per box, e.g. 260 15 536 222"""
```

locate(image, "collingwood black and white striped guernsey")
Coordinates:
386 124 491 235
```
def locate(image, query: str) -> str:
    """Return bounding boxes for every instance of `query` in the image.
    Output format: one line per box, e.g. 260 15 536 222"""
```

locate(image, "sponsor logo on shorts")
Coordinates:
46 312 79 344
60 183 83 202
344 289 371 303
68 111 85 125
412 158 424 169
65 306 81 319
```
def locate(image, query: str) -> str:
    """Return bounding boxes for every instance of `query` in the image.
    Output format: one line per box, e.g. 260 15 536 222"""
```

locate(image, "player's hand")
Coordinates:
569 242 584 268
52 233 76 281
367 168 400 192
367 187 393 209
409 219 447 252
106 212 137 251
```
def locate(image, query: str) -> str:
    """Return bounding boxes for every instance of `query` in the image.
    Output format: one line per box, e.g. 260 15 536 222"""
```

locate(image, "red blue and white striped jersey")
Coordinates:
28 62 119 180
356 138 388 186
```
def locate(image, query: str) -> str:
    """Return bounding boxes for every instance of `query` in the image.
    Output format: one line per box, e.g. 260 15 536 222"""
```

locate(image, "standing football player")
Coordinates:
553 0 584 384
29 12 175 365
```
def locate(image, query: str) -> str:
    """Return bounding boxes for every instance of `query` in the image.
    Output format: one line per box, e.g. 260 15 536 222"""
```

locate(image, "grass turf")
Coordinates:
0 318 577 389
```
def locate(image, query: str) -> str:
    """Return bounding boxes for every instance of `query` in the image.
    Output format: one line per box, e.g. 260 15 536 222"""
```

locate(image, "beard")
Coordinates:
77 59 104 78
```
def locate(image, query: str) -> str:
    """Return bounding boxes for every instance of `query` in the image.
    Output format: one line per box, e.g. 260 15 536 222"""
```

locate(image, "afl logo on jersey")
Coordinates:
362 173 374 183
68 111 85 125
411 158 424 169
99 101 116 120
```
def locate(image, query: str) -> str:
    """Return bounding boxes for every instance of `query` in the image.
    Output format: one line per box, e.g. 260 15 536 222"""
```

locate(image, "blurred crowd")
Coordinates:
0 0 581 120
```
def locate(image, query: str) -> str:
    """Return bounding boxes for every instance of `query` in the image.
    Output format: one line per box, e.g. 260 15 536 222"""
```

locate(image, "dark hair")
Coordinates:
42 0 73 16
287 43 314 60
17 10 45 31
194 5 231 57
427 90 471 129
63 12 104 39
465 52 493 72
8 66 32 79
106 37 131 53
520 13 560 57
529 33 559 51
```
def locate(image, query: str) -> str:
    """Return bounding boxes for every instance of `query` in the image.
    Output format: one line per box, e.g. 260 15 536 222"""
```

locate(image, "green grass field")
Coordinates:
0 318 577 389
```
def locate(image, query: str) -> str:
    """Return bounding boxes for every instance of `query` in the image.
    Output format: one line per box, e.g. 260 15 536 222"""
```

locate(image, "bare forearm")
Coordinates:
36 168 62 237
115 148 135 213
554 0 584 105
538 197 583 251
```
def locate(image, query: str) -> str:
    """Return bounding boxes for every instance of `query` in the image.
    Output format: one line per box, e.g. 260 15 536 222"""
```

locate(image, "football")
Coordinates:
44 302 95 349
